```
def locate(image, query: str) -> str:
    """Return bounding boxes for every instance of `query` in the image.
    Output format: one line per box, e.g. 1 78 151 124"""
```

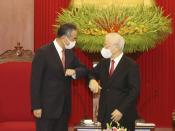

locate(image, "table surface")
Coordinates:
75 124 155 129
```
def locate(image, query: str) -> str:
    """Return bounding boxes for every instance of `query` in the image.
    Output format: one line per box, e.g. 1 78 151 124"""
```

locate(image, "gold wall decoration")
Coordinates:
70 0 155 8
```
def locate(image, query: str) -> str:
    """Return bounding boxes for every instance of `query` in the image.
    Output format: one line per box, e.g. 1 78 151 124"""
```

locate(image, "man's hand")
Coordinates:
89 79 101 93
111 109 123 123
65 69 76 76
33 109 42 118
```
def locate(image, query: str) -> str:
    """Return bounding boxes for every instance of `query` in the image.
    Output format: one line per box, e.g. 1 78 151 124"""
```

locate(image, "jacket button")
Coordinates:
106 89 110 91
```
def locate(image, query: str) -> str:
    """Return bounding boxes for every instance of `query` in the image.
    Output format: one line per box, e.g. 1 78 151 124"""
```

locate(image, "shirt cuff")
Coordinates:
72 74 76 79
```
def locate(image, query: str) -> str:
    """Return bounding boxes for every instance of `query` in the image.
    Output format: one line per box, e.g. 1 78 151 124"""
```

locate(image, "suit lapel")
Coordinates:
103 59 111 82
64 49 70 69
49 43 65 74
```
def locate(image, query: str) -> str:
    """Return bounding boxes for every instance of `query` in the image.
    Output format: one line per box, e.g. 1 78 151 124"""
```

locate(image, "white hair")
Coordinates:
105 33 125 51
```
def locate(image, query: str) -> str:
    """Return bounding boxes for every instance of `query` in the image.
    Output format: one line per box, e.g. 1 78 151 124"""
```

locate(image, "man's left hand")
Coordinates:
65 69 76 76
111 109 123 123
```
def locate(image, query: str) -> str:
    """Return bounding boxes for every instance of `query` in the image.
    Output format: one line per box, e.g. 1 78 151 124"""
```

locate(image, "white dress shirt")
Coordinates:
53 39 63 60
53 39 76 79
109 52 123 71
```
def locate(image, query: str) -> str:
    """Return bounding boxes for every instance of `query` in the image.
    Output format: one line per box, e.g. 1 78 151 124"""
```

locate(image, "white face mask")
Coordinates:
65 37 76 49
101 47 112 59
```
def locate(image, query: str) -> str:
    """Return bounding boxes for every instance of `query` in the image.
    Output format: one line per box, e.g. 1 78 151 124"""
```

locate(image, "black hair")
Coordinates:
57 23 77 38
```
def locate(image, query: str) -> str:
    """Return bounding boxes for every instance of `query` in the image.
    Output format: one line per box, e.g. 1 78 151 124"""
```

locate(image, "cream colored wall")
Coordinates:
71 0 155 7
0 0 34 54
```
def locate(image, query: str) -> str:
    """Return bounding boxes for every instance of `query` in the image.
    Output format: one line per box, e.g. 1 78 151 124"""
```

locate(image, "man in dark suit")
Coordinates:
89 33 140 131
30 23 88 131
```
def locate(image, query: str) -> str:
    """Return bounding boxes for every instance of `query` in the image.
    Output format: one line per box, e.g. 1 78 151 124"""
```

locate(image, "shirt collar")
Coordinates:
111 52 123 64
53 39 63 53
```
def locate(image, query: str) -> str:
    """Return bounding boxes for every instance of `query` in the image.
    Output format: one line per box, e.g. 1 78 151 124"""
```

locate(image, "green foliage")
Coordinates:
55 5 172 53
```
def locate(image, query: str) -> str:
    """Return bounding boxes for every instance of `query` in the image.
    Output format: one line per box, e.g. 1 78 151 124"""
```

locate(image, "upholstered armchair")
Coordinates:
0 44 35 131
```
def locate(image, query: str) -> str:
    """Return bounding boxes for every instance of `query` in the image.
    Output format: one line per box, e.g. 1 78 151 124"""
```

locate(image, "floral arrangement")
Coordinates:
103 122 127 131
54 1 172 53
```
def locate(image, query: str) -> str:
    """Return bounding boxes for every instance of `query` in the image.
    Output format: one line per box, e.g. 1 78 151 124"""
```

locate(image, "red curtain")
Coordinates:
137 0 175 127
34 0 69 50
34 0 93 126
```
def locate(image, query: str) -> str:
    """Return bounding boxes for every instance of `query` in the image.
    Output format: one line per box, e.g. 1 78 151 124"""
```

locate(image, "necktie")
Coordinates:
61 50 65 69
109 60 115 77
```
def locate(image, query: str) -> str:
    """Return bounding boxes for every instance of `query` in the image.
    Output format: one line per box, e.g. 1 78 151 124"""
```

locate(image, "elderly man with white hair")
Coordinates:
89 33 140 131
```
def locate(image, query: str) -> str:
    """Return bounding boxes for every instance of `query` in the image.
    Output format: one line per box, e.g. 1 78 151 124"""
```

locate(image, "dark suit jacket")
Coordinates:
30 42 88 119
89 55 140 128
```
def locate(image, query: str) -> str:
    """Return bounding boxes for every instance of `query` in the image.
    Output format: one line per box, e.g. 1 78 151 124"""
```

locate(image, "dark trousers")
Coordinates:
35 105 69 131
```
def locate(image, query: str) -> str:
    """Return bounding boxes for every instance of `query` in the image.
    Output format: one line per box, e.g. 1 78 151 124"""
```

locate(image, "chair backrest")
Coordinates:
0 46 34 122
0 61 34 122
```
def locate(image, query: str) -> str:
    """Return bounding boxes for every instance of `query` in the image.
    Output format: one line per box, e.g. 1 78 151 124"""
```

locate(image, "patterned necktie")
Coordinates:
61 50 65 69
109 60 115 77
